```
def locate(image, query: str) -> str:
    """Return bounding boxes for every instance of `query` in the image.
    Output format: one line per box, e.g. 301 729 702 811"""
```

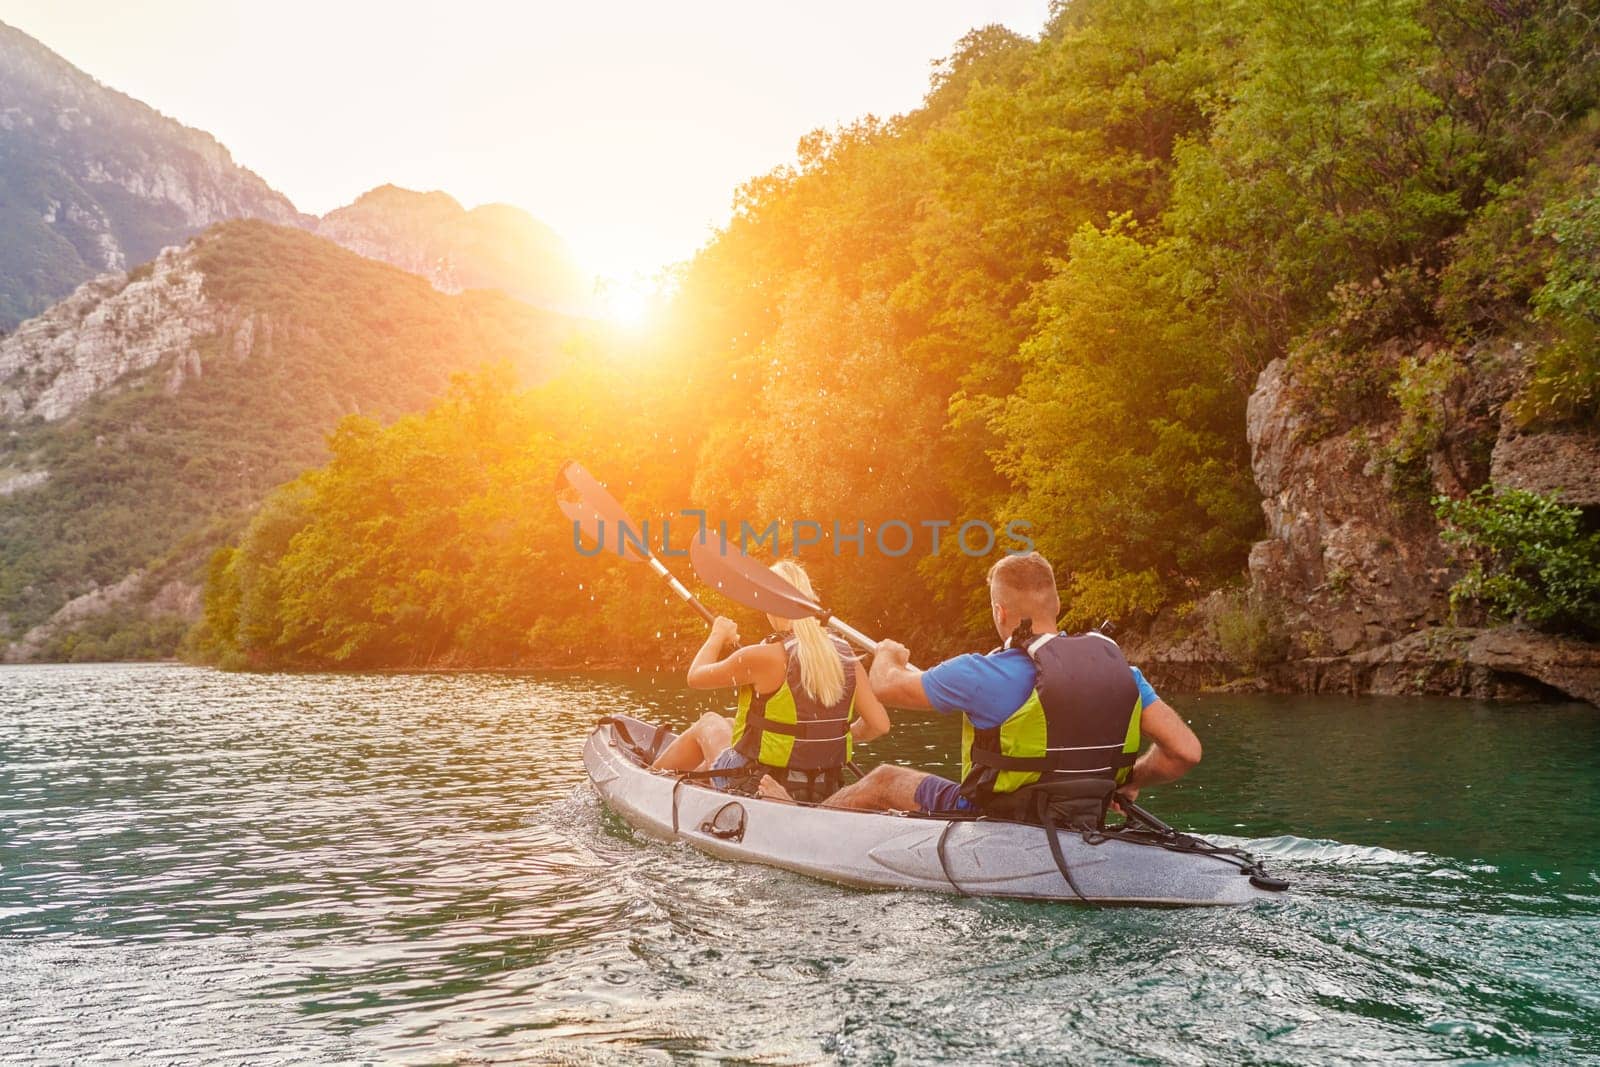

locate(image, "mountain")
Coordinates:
0 21 308 331
0 220 572 661
0 24 593 662
317 185 591 314
0 24 592 328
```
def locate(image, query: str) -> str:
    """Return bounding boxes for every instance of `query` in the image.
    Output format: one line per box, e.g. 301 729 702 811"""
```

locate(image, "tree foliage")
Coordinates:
1437 488 1600 636
190 0 1600 668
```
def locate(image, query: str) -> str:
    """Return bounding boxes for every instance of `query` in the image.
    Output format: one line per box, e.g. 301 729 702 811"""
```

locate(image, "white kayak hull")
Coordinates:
583 716 1285 907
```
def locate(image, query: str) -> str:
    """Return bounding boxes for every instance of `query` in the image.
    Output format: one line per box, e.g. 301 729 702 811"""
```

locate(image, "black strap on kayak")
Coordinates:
597 715 658 766
597 715 674 766
931 804 1088 903
977 779 1111 904
1037 799 1090 904
670 776 685 835
935 819 969 898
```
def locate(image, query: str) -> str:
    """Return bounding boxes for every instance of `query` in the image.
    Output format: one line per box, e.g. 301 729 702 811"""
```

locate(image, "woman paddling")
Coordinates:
651 560 890 803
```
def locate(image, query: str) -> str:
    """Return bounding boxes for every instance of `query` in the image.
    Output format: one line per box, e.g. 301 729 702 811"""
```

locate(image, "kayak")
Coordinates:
583 715 1289 907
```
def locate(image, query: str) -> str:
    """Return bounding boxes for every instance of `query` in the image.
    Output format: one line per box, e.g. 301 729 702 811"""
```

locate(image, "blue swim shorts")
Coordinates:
913 773 974 814
708 747 756 791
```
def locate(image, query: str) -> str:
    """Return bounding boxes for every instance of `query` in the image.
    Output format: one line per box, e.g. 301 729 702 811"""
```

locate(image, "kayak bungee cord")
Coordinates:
1111 802 1291 891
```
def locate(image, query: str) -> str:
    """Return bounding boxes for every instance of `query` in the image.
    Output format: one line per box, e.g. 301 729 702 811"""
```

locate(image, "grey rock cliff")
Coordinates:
1490 424 1600 506
0 241 266 422
1245 353 1456 657
0 20 308 328
1 570 201 664
1136 343 1597 706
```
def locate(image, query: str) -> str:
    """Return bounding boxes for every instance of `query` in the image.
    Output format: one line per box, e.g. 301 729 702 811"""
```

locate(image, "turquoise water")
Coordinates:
1 663 1597 1064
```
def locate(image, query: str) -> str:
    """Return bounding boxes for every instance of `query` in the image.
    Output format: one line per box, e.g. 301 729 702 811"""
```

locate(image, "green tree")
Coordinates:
991 218 1258 628
1437 487 1600 635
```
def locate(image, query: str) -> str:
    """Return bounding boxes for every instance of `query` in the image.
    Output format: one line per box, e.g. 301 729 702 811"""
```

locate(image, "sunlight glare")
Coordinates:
595 273 661 331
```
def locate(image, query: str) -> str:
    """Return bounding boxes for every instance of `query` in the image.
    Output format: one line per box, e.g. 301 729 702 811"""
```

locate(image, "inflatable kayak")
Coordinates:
584 715 1288 907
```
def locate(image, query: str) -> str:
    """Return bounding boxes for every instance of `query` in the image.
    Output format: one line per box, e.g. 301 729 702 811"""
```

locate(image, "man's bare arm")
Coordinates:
867 640 934 711
1122 699 1202 793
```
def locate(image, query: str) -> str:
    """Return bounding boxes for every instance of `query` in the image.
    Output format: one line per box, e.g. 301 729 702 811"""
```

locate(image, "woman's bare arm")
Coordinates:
850 661 891 742
686 618 785 691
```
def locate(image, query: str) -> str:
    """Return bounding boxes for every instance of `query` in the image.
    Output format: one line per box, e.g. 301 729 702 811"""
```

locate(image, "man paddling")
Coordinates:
821 551 1200 817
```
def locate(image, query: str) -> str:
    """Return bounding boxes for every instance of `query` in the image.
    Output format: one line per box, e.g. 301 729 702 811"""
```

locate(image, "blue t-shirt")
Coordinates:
921 646 1160 729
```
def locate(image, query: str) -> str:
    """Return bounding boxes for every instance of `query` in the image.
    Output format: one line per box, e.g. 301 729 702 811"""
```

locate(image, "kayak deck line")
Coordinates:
583 715 1289 907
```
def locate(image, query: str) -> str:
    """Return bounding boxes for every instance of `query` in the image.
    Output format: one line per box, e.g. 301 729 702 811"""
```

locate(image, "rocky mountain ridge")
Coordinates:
1 244 225 422
316 185 590 314
1 22 592 330
0 220 572 663
0 20 307 328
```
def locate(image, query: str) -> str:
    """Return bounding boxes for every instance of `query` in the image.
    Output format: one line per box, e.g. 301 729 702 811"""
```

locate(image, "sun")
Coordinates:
594 275 660 330
597 277 655 328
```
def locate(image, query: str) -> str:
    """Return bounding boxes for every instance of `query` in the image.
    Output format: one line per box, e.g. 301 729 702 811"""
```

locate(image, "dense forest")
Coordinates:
195 0 1600 671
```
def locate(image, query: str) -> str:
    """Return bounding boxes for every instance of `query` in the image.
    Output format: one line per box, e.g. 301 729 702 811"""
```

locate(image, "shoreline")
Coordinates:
6 653 1593 709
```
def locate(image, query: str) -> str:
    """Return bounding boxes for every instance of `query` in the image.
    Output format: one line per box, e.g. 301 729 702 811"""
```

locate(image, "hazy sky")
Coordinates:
2 1 1053 283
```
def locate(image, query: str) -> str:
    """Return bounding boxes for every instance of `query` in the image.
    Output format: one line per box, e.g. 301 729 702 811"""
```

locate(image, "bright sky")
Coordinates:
1 1 1052 287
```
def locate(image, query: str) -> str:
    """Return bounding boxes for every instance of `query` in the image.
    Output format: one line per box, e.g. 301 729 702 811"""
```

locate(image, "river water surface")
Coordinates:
2 663 1597 1064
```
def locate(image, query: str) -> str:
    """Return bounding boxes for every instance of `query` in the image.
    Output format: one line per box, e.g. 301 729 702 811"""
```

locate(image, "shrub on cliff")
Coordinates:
1516 174 1600 427
1212 593 1291 672
1436 487 1600 636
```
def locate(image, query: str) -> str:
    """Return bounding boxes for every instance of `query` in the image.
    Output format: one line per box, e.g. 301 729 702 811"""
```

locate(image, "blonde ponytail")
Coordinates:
770 560 846 706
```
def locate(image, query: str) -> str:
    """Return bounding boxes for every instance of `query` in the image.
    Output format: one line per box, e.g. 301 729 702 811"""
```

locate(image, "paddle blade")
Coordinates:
559 496 647 563
688 531 820 620
557 461 635 531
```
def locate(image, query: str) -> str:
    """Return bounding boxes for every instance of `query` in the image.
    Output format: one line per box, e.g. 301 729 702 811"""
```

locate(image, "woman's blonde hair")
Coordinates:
769 559 846 706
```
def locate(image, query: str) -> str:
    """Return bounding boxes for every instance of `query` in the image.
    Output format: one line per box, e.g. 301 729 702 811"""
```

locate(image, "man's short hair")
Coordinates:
987 552 1058 602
